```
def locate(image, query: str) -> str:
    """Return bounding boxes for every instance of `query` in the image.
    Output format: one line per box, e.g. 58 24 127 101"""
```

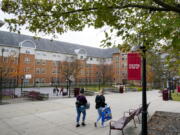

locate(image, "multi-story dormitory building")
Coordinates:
0 31 128 87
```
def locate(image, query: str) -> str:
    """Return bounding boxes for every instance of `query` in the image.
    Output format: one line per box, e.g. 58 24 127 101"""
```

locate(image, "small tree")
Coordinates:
97 63 113 85
0 53 19 103
60 57 82 86
0 54 18 83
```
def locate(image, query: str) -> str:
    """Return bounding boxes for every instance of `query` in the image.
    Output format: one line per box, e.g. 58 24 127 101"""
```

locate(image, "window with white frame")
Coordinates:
24 67 30 72
24 57 30 64
53 61 59 66
36 68 41 74
36 59 41 65
42 60 46 65
26 50 30 54
41 68 45 74
52 69 58 74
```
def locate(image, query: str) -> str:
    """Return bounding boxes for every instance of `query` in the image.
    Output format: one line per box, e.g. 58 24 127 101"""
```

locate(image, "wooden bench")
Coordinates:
38 93 49 100
21 91 30 97
129 102 150 123
109 110 136 135
28 91 40 100
27 91 49 100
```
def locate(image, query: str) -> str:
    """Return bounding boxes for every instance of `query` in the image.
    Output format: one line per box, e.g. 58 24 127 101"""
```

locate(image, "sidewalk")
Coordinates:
0 90 180 135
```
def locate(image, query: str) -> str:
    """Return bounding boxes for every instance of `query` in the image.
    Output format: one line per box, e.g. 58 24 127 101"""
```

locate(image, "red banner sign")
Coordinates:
127 53 141 80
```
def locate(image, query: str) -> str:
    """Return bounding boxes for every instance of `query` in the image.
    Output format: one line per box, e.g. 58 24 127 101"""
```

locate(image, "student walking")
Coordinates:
94 90 106 127
56 87 59 96
75 88 87 127
60 87 64 95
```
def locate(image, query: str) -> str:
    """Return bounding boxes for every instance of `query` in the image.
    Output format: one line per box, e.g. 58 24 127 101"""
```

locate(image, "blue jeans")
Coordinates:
76 106 86 123
96 107 104 126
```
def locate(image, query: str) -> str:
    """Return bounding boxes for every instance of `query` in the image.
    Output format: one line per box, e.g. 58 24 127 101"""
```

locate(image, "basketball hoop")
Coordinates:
69 75 75 82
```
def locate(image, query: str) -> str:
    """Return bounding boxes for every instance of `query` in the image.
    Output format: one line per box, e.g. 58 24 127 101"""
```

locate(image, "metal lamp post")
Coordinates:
68 79 71 98
99 78 101 90
21 76 24 96
141 46 147 135
131 38 147 135
66 79 69 97
97 72 101 91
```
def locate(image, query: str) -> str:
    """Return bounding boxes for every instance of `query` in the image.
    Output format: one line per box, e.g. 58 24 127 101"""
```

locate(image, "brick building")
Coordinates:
0 31 128 86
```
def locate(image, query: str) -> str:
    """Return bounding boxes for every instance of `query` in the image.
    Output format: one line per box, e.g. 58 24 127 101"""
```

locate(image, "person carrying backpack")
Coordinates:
94 89 106 127
75 88 87 127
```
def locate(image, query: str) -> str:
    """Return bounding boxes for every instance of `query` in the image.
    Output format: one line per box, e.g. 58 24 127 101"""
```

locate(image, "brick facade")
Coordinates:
0 31 128 86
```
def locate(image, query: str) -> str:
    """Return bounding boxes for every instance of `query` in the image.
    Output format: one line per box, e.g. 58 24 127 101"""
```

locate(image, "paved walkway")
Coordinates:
0 90 180 135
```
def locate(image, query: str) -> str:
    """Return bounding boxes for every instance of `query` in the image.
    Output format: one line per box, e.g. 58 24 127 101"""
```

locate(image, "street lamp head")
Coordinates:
131 45 140 52
0 20 5 27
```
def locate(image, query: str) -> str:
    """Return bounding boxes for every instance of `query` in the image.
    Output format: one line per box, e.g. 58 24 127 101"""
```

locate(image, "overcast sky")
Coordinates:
0 8 106 48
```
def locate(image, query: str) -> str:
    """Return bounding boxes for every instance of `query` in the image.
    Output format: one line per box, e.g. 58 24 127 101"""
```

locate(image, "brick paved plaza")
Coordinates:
0 90 180 135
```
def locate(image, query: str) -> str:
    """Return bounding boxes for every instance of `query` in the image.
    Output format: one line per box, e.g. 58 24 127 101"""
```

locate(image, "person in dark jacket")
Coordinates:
94 89 106 127
75 88 87 127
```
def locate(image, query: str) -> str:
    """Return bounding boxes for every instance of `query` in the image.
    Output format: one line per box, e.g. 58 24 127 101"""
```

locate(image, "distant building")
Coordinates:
0 31 128 86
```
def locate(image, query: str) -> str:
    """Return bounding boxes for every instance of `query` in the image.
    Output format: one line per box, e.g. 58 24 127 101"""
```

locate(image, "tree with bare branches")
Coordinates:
60 57 82 86
97 63 113 85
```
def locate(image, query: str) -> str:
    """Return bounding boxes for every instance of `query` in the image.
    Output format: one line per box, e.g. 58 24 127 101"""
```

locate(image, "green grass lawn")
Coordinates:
79 85 114 92
172 92 180 101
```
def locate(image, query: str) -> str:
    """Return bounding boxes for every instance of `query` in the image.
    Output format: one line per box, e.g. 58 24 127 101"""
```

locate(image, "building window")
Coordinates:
36 68 45 74
36 68 41 74
11 50 17 54
3 57 8 63
52 69 58 74
81 70 84 75
35 78 40 83
24 67 30 73
26 50 30 54
35 78 45 83
116 63 120 69
36 59 41 65
80 56 83 59
90 57 93 60
13 58 18 64
24 57 30 64
42 60 46 65
41 78 46 83
4 48 9 52
51 78 59 84
53 61 58 66
41 68 45 74
114 56 119 61
86 64 91 68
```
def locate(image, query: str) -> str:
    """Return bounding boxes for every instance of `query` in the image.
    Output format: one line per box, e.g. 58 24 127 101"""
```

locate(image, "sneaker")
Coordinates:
82 122 86 126
94 122 97 127
76 124 80 127
101 125 105 128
